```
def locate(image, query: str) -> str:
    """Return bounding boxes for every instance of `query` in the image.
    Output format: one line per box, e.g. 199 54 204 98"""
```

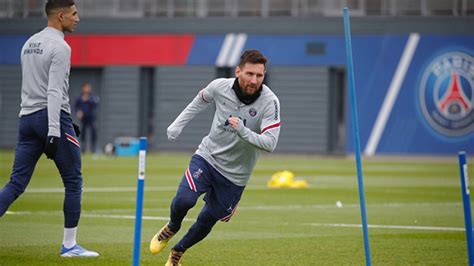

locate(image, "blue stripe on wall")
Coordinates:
378 35 474 154
244 35 346 65
2 33 473 154
187 35 224 65
0 35 28 64
346 35 474 154
345 35 408 153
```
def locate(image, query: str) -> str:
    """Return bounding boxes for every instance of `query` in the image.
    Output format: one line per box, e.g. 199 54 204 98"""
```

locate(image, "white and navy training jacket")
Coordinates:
19 27 72 138
167 78 281 186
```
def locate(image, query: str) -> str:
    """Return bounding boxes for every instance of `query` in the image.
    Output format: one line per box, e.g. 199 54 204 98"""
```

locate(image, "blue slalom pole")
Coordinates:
133 137 148 266
458 151 474 266
343 7 371 266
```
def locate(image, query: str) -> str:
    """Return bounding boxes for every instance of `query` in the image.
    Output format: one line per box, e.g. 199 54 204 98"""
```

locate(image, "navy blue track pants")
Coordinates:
168 154 245 251
0 109 82 228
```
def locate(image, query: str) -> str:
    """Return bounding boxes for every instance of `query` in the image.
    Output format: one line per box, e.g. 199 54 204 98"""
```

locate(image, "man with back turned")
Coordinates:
0 0 99 258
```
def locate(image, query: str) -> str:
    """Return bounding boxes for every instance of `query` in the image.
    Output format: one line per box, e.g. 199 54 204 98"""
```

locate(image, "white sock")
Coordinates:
63 227 77 249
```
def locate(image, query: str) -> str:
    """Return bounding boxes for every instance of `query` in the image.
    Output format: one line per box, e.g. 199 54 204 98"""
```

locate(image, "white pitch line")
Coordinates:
239 201 460 210
5 211 463 232
81 213 195 222
307 223 464 232
4 211 193 222
24 185 271 193
5 201 460 216
89 215 465 232
24 186 177 193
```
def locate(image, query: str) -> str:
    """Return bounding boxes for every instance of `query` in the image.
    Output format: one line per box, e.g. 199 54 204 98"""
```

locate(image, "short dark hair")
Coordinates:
45 0 75 17
238 49 267 68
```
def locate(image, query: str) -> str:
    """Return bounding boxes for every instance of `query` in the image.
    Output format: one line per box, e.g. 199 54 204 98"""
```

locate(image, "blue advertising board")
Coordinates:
1 33 472 154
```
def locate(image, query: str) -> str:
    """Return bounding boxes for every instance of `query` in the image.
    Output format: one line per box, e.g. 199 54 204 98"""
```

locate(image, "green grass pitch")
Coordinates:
0 150 471 265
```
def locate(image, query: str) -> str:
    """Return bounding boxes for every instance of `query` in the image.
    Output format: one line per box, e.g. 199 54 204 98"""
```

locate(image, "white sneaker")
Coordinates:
60 244 99 257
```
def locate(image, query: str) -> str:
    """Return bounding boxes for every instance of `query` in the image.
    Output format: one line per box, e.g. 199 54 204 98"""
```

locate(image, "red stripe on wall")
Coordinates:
65 34 195 66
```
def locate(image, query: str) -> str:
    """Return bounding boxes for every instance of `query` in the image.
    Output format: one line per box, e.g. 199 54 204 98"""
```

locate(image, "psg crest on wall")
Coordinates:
419 51 474 137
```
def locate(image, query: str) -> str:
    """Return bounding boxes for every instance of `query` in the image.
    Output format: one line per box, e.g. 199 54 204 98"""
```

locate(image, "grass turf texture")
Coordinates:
0 150 471 265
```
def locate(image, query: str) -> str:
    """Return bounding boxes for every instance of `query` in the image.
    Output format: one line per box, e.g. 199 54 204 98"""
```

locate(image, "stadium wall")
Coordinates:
0 17 473 155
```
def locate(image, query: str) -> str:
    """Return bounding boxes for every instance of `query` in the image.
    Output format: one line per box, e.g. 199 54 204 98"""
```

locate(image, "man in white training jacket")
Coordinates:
150 49 281 265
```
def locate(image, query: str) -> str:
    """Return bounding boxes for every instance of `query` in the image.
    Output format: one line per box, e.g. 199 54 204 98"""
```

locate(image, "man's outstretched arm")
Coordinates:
167 88 213 141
